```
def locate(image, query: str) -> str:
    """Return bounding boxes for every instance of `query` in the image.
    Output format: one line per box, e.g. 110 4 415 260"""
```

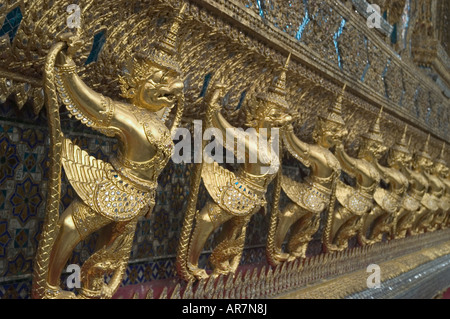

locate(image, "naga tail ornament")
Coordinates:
32 42 66 298
175 143 204 281
175 77 220 282
266 144 283 266
323 174 338 252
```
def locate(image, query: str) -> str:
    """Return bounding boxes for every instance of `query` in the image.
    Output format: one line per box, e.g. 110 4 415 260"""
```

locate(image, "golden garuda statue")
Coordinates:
361 121 410 244
32 5 186 299
267 85 348 264
176 55 294 281
426 143 449 231
325 108 385 250
396 135 431 236
409 135 439 234
384 128 421 239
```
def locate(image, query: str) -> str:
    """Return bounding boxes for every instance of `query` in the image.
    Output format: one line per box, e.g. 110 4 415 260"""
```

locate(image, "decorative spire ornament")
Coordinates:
392 125 410 154
362 106 384 143
436 142 447 165
147 2 187 74
320 83 346 125
257 53 291 110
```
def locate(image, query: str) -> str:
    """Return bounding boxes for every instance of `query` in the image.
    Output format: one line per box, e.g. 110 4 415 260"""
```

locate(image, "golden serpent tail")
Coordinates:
266 143 282 267
32 42 66 299
323 175 338 252
175 159 204 282
170 95 185 138
175 103 214 282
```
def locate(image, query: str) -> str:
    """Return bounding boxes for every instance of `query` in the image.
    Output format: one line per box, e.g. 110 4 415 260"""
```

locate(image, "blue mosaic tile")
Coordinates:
22 152 37 173
20 128 45 149
153 209 170 242
127 264 140 285
9 176 43 224
3 252 32 277
13 228 28 248
143 264 153 281
0 220 11 258
0 135 20 185
85 30 107 65
0 6 23 43
0 189 6 209
137 241 154 259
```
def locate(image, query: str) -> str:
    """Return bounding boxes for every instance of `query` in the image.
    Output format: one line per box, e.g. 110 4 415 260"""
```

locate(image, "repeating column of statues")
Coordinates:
29 7 449 298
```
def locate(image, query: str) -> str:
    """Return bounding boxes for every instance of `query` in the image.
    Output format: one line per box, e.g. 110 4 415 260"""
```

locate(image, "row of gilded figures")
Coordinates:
267 85 450 265
34 4 298 295
33 3 449 297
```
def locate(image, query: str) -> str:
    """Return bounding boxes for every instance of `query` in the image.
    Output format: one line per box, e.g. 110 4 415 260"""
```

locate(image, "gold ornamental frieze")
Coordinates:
0 0 449 299
0 0 448 148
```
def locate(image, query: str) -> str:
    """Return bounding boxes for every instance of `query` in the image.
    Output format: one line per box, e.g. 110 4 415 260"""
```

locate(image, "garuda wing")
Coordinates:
201 156 263 216
335 180 372 215
61 138 154 221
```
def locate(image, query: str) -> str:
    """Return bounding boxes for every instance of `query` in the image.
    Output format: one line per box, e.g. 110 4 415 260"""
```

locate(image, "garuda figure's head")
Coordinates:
314 84 348 148
358 107 387 161
119 4 186 115
433 143 449 178
246 54 295 129
413 134 434 172
388 125 411 168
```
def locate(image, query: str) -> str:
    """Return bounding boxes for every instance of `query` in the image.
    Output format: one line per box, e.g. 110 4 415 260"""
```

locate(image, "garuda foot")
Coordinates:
211 268 233 279
272 249 290 263
326 241 347 253
287 253 306 262
187 263 209 280
287 245 307 261
43 285 77 299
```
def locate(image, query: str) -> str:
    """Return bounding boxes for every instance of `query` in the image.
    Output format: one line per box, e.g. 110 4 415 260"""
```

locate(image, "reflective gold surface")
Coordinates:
328 108 384 250
177 56 294 281
0 0 448 299
33 5 186 298
268 85 347 263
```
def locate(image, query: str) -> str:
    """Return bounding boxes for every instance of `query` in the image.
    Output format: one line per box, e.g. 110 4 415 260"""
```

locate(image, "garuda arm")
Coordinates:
373 160 390 184
55 48 122 137
334 143 358 178
207 92 255 162
282 124 311 167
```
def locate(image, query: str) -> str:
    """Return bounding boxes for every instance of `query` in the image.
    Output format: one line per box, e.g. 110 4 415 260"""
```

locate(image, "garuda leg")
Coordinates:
286 207 321 260
209 214 252 277
79 219 138 299
187 200 233 280
331 206 362 251
273 202 304 262
47 198 112 298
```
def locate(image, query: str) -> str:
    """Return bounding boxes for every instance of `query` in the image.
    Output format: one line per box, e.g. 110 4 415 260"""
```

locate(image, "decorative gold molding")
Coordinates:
120 229 450 299
277 239 450 299
0 0 448 148
191 0 449 143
